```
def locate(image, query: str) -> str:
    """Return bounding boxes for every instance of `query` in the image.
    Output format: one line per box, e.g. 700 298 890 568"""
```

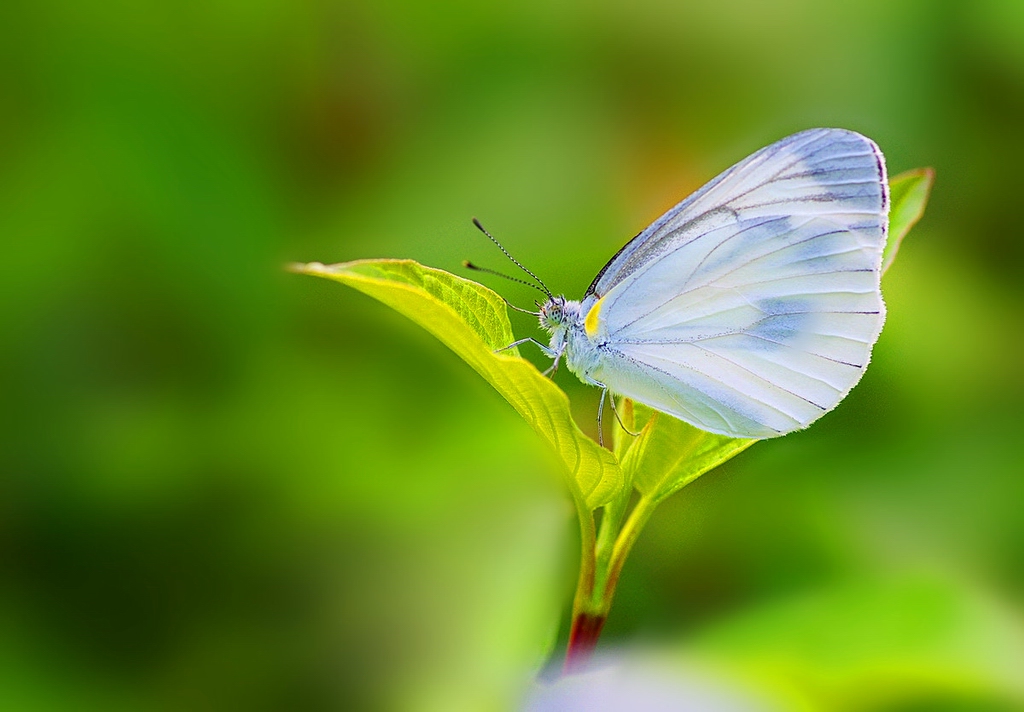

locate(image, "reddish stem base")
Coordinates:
563 612 607 674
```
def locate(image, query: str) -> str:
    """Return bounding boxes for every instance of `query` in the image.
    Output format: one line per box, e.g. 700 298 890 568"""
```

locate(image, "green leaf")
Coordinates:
290 259 622 508
611 397 639 463
620 402 755 503
884 167 935 275
692 575 1024 710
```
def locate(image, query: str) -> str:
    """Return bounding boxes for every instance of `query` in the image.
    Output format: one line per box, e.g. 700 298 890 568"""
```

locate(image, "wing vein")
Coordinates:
687 342 828 411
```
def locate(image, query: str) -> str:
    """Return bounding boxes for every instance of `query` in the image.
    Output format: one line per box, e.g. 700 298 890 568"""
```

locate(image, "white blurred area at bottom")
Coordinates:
523 650 777 712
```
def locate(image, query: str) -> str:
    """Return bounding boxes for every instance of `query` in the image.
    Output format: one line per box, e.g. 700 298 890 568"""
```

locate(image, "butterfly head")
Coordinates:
539 296 582 334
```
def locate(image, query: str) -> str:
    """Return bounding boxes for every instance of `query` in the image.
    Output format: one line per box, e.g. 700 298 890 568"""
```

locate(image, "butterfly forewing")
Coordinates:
588 128 888 438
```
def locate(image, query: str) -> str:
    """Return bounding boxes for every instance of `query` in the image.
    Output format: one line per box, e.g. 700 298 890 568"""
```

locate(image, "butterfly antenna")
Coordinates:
462 262 548 297
472 218 553 298
499 294 542 317
464 262 544 315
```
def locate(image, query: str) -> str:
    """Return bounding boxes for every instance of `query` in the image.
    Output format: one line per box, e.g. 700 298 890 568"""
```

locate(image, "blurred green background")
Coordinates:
2 0 1023 710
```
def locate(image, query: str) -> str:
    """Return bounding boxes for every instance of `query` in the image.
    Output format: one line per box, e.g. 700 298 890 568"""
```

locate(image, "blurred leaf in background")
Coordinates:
1 0 1022 710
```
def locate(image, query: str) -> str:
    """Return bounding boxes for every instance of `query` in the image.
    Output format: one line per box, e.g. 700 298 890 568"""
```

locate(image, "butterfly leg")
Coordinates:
541 346 564 378
590 379 641 445
494 337 557 358
607 393 642 437
496 339 564 379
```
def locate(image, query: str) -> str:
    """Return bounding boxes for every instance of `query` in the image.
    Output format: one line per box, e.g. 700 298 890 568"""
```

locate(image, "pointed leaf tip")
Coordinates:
293 258 622 508
883 167 935 275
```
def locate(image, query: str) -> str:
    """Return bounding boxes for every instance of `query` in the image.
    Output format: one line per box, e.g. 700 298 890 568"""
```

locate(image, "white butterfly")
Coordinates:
483 128 889 440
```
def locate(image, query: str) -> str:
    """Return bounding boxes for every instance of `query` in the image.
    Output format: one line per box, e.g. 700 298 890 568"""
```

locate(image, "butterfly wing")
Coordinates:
587 128 888 438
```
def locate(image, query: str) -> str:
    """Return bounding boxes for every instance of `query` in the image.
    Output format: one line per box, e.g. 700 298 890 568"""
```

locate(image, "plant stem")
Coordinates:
565 492 597 672
564 611 605 673
563 492 660 674
604 493 658 601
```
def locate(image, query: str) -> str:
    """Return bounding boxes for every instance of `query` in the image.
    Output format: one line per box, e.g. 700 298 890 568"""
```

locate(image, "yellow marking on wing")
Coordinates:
584 296 605 338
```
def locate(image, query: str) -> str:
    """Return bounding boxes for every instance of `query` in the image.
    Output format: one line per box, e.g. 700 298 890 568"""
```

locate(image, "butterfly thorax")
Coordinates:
540 296 603 384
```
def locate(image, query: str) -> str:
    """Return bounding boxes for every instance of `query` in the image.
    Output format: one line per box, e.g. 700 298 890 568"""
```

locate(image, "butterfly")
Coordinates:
470 128 889 440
